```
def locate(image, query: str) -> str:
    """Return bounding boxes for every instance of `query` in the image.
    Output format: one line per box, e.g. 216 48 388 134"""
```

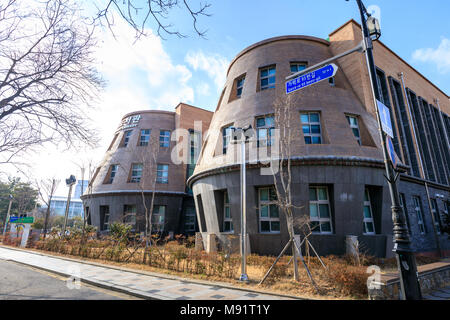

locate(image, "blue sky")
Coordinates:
163 0 450 110
5 0 450 194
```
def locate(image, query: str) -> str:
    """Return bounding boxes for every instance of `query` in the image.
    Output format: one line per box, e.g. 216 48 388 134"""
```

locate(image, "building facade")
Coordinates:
82 103 213 235
187 21 450 257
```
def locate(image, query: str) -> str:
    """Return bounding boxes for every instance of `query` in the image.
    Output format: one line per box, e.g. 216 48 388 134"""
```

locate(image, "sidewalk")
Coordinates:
0 246 298 300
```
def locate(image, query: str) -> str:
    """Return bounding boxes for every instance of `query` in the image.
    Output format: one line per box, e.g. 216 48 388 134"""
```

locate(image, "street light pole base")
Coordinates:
239 274 249 282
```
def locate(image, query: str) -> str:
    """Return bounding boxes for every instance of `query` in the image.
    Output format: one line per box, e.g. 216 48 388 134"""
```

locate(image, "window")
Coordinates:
223 191 233 233
346 115 361 145
187 130 201 181
104 164 118 184
260 66 276 90
139 129 151 146
236 76 245 98
301 112 322 144
399 193 411 233
329 77 335 87
122 130 133 147
222 126 233 154
430 199 441 235
363 189 376 234
123 205 136 228
156 164 168 184
130 164 143 183
290 63 307 73
159 130 170 147
100 206 110 231
413 196 426 234
152 205 165 233
184 207 196 232
256 115 275 147
309 186 333 234
258 187 280 233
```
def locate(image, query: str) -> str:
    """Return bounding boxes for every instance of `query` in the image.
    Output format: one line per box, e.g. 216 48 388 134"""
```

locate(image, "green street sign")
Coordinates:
10 217 34 224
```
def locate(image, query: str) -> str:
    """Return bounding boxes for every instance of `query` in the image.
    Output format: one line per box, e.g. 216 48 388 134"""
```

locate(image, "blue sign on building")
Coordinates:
377 100 393 138
286 63 338 94
386 136 396 167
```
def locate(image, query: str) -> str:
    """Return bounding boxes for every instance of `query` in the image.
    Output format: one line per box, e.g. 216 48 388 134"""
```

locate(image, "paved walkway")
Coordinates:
0 246 296 300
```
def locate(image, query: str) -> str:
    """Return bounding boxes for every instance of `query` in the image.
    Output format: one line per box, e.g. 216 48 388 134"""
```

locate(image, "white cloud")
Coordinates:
197 82 210 96
412 38 450 73
185 51 229 91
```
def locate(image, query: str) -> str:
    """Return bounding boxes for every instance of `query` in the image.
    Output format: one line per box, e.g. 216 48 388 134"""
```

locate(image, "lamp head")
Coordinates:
367 16 381 41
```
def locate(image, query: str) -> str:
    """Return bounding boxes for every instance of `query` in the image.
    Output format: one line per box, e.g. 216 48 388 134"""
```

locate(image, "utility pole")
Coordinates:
354 0 422 300
231 125 253 282
62 175 76 236
2 195 13 239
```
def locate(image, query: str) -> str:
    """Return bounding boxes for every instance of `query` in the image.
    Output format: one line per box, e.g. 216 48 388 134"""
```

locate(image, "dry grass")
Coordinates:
1 233 440 300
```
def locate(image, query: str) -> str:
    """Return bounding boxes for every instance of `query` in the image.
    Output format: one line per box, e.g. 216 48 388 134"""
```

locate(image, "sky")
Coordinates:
2 0 450 197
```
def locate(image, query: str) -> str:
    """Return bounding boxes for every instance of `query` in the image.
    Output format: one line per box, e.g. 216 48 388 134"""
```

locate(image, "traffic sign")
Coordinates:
377 100 393 138
286 63 338 94
386 136 397 167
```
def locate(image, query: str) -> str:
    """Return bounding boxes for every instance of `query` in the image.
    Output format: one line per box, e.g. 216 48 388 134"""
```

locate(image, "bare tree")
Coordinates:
0 0 103 166
94 0 212 39
258 93 323 290
36 178 60 238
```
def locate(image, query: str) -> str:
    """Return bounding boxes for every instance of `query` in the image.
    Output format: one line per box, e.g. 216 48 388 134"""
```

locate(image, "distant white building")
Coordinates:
44 180 89 218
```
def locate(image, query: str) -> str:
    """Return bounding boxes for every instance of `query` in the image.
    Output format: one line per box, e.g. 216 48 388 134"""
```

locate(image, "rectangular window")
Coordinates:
99 206 110 231
258 187 280 233
130 164 143 183
139 129 151 146
108 164 118 184
156 164 168 184
152 205 165 233
159 130 170 147
301 112 322 144
122 130 133 147
236 76 245 98
260 66 276 90
399 193 411 233
222 126 233 154
290 62 307 73
346 115 361 145
223 191 233 233
123 205 136 228
256 115 275 147
413 196 426 234
430 199 441 235
363 189 376 234
184 207 196 232
309 186 333 234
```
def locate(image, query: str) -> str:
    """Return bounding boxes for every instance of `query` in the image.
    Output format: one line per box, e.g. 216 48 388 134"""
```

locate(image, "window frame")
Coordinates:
300 112 323 145
222 125 233 155
122 130 133 147
346 115 362 146
363 189 376 235
139 129 151 146
258 187 280 234
130 163 143 183
413 196 426 235
259 65 276 91
290 62 307 74
236 76 245 98
159 130 171 148
123 204 136 229
156 164 169 184
223 191 233 233
256 115 275 147
152 205 166 233
430 198 441 235
184 207 196 232
309 186 333 234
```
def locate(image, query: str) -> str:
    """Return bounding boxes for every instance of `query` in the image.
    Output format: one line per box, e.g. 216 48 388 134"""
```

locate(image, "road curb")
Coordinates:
0 245 305 300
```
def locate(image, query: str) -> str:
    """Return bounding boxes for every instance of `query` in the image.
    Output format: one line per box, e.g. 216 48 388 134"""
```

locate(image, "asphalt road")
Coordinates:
0 259 137 300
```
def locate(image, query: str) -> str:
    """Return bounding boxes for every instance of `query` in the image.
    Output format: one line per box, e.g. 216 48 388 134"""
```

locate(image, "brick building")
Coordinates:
82 103 213 235
187 20 450 257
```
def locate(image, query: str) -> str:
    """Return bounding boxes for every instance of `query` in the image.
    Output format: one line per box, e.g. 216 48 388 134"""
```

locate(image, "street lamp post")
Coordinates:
353 0 422 299
62 175 77 236
231 125 253 282
2 195 13 239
